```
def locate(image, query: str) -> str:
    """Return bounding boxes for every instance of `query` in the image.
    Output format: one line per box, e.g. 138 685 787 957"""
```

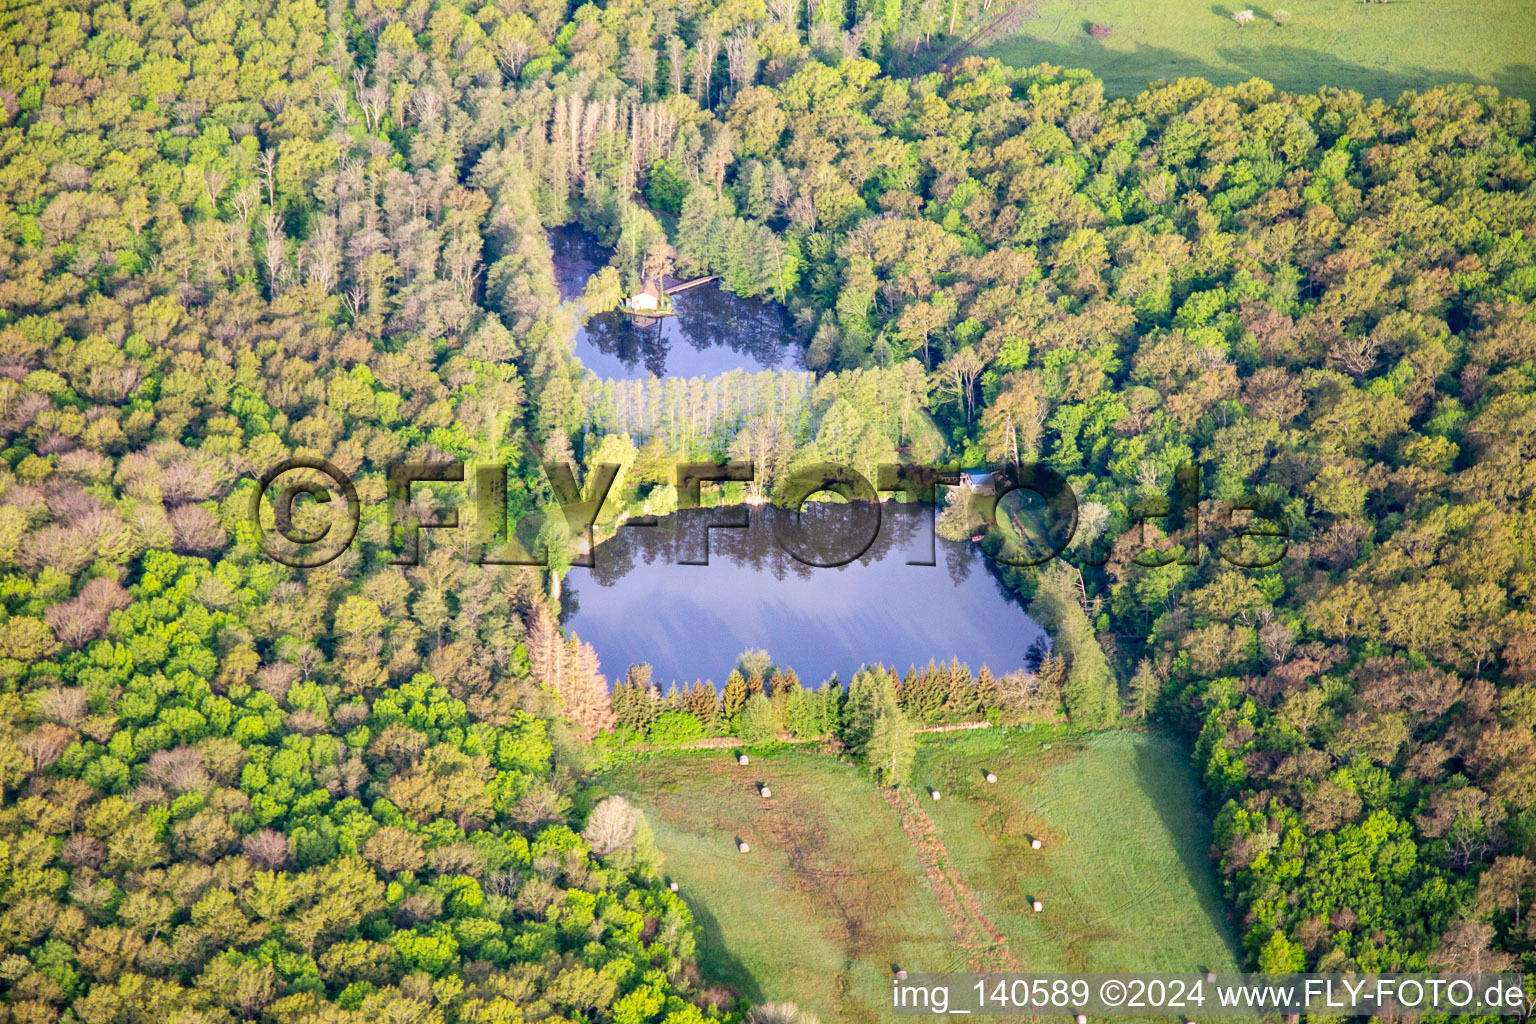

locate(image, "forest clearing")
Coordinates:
590 729 1245 1021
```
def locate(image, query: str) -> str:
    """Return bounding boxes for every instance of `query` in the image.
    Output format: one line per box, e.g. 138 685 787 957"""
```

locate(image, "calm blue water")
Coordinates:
561 503 1046 688
549 225 802 380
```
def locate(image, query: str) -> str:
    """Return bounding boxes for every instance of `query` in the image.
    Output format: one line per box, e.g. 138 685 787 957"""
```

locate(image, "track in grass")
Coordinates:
592 729 1243 1021
914 728 1244 976
880 784 1023 973
592 749 958 1023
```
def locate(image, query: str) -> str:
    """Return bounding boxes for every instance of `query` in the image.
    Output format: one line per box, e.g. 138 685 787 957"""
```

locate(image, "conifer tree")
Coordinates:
866 700 916 786
899 666 918 711
721 669 748 717
842 666 896 751
783 683 814 737
768 667 792 721
1129 659 1163 719
820 678 844 735
944 658 976 717
613 664 658 730
975 665 999 712
685 680 719 725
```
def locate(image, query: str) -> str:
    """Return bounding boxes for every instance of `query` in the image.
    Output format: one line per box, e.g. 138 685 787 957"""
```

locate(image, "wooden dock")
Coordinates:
664 276 717 295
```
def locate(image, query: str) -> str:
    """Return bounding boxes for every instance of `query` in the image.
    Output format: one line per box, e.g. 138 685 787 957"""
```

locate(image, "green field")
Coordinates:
591 729 1243 1022
973 0 1536 104
915 729 1242 974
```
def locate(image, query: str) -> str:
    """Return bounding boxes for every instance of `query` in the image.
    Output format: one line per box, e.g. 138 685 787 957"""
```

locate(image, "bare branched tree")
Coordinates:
582 796 641 855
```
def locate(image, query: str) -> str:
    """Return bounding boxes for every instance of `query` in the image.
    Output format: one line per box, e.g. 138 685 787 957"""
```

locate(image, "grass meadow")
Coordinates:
913 728 1244 974
592 728 1244 1022
972 0 1536 104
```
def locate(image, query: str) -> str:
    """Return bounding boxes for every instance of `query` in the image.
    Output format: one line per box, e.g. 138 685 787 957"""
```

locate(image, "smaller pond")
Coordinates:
560 502 1048 689
548 225 802 380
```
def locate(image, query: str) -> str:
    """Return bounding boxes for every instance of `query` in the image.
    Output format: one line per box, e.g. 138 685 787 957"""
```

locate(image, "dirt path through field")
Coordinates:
883 786 1023 973
930 0 1042 70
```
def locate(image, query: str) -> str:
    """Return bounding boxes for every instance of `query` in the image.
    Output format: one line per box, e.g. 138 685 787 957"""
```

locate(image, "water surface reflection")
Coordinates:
548 225 801 379
561 503 1047 687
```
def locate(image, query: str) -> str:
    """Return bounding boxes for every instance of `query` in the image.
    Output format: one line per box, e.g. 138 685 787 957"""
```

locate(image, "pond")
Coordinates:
549 225 802 380
560 502 1048 689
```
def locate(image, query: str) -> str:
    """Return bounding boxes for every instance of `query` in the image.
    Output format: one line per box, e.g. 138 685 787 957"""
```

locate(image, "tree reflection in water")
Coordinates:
561 502 1045 688
549 225 802 380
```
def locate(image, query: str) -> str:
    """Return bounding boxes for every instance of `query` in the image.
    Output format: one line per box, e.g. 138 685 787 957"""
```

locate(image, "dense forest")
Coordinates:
2 0 1536 1017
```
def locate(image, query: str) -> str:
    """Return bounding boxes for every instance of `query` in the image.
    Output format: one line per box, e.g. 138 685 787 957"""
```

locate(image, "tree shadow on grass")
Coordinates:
1215 42 1536 103
1129 734 1244 965
689 897 765 1005
975 30 1536 104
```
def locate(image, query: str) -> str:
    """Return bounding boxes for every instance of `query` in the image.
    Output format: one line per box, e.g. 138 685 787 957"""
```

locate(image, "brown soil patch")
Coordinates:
883 786 1023 973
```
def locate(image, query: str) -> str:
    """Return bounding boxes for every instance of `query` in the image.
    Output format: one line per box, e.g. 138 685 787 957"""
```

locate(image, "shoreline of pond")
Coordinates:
560 501 1050 690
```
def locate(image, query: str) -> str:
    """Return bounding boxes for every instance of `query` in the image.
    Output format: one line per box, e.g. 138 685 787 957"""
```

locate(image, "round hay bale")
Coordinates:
896 969 908 980
1030 837 1042 850
738 754 749 765
1204 972 1216 984
738 841 751 853
1031 899 1042 912
760 786 772 798
1075 1015 1087 1024
668 881 679 892
985 772 997 784
931 790 941 801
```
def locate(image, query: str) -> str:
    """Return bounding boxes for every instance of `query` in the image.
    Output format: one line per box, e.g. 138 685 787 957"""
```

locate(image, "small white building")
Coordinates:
630 284 660 311
959 469 996 496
